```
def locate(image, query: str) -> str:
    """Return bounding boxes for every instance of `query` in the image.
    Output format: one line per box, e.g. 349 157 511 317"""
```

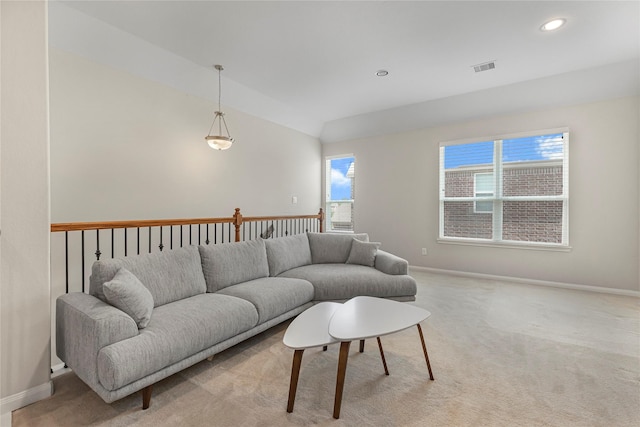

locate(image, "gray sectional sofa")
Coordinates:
56 232 416 409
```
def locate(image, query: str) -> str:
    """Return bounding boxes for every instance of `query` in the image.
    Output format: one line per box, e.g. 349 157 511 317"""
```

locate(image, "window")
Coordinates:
439 130 569 247
474 172 494 213
325 155 355 232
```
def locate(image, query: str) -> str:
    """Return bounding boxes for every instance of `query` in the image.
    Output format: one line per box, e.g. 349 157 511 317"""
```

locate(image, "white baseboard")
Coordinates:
0 380 53 420
409 266 640 298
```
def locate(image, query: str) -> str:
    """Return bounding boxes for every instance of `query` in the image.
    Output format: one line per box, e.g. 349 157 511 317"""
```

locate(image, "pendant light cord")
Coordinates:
217 66 222 112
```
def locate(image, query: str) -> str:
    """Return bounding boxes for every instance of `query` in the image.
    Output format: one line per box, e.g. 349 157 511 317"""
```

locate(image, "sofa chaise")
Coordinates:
56 232 417 409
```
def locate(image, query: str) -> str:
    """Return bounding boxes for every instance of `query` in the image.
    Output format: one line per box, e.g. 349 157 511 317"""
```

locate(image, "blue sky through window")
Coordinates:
330 157 354 200
444 133 563 169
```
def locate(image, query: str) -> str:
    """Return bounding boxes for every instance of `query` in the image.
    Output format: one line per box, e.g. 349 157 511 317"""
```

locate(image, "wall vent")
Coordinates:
473 61 496 73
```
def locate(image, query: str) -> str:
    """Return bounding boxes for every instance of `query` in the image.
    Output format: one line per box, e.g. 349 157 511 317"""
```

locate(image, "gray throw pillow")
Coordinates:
103 268 154 329
346 239 381 267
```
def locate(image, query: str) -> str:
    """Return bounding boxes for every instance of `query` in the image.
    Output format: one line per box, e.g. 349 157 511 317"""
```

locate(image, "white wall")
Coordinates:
323 96 640 292
1 0 52 417
49 48 322 222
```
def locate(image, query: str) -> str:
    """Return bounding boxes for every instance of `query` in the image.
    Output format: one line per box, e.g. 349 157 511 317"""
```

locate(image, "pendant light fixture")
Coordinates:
205 65 234 150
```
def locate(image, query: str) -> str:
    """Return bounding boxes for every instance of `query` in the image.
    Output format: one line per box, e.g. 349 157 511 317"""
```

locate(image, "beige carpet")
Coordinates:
12 271 640 426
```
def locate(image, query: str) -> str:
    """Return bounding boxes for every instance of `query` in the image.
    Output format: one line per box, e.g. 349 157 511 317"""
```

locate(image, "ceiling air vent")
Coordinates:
473 61 496 73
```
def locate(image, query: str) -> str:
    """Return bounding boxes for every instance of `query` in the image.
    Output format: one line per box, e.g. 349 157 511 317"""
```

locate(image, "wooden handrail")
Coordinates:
51 208 325 237
50 217 235 233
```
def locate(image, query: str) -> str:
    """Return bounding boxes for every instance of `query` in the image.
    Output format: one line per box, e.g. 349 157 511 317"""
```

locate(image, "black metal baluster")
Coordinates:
214 224 217 244
148 227 152 253
180 225 183 247
124 228 128 256
81 231 85 293
170 226 174 250
243 223 246 241
159 227 164 251
64 231 69 293
206 224 210 245
95 230 101 260
198 224 201 245
189 225 192 245
111 229 115 258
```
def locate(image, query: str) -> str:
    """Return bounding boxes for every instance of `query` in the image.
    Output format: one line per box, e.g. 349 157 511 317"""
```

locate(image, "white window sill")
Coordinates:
437 238 571 252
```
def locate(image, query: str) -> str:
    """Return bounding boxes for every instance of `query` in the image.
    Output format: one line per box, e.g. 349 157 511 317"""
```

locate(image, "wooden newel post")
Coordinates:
318 208 325 233
233 208 243 242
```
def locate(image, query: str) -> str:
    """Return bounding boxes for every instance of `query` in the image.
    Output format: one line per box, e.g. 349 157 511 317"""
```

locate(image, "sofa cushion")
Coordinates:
90 245 207 308
264 233 312 276
307 232 369 264
103 268 154 329
278 263 417 301
97 293 259 391
346 239 380 267
198 239 270 292
216 277 314 324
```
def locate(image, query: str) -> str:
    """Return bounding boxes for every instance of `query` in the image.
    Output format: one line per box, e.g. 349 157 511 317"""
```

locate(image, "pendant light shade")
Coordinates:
205 65 234 150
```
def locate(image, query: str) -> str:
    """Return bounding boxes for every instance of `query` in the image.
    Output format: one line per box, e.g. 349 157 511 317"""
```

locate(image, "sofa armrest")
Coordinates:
56 292 139 389
374 250 409 275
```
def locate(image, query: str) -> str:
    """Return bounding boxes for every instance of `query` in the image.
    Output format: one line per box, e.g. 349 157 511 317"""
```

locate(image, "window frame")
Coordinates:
325 154 355 233
438 128 570 250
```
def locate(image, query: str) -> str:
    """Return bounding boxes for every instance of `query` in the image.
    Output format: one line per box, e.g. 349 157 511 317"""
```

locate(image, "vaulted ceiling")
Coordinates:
50 1 639 142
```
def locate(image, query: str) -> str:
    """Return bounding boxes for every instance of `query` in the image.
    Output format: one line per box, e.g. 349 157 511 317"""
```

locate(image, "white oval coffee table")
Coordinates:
283 296 434 419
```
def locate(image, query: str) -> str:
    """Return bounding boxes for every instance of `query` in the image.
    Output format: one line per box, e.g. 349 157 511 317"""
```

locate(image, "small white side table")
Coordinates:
328 296 434 418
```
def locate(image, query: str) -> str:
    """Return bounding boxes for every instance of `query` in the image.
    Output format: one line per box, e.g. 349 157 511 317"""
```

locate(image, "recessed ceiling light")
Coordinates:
540 18 566 32
375 70 389 77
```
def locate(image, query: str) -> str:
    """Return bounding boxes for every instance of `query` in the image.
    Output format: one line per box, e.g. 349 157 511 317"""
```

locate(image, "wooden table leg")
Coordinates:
376 337 389 376
287 349 304 412
417 324 434 380
333 341 351 419
359 339 365 353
